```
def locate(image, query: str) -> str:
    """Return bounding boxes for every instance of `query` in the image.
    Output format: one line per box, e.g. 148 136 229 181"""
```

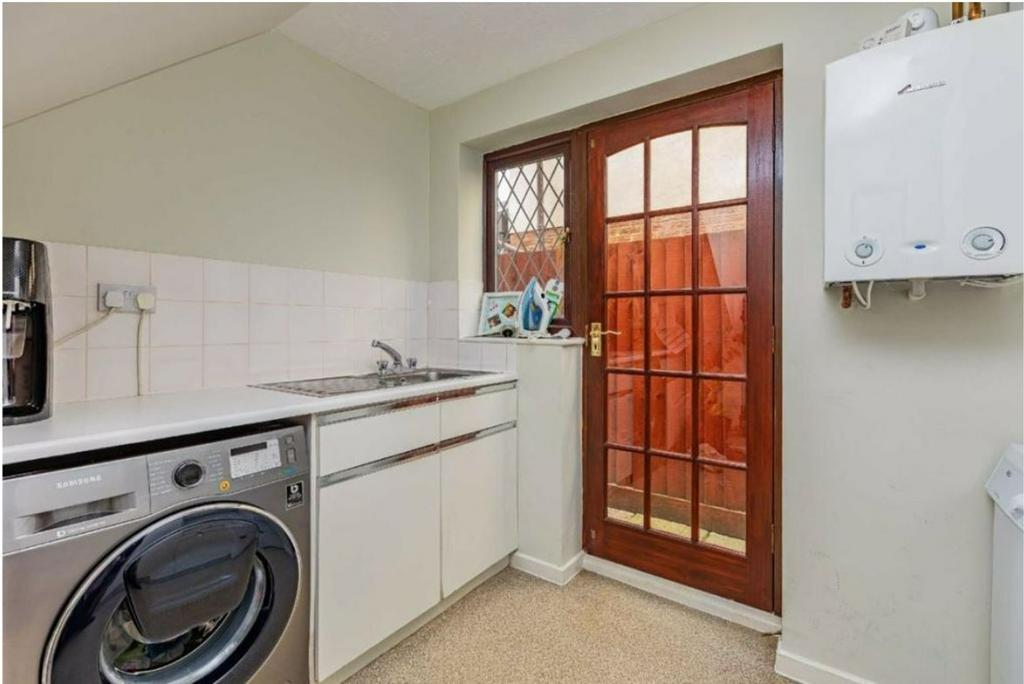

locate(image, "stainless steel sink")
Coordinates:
253 368 490 398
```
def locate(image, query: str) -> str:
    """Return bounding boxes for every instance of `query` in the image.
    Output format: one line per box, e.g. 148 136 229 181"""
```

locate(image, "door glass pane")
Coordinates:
606 298 644 370
650 131 692 211
650 457 692 538
699 205 746 288
699 464 746 554
649 295 692 372
699 380 747 464
698 125 746 203
699 294 746 375
606 143 644 217
607 449 644 527
607 373 645 448
493 155 566 292
650 376 692 456
650 213 692 290
606 218 645 291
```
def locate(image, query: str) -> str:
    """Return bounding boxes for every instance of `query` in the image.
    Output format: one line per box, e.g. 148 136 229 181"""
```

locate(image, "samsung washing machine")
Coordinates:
2 422 310 683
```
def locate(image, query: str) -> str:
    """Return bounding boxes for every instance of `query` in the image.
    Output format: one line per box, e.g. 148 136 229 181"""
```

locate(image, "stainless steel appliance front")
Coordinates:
2 423 311 684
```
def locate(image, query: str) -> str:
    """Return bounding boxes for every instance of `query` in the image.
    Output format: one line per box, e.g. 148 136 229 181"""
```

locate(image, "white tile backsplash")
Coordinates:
203 345 249 388
324 307 354 342
151 254 203 301
87 347 145 400
250 304 290 344
288 306 325 343
47 241 430 402
249 264 290 304
249 344 289 384
87 246 150 295
204 302 248 345
88 310 150 349
381 277 406 310
349 275 382 309
479 343 509 371
407 307 428 340
288 343 324 380
54 347 86 403
354 309 382 341
46 243 87 296
53 296 88 349
149 346 203 394
458 341 483 370
407 280 428 310
204 259 248 303
428 281 458 310
428 338 458 368
429 309 458 340
381 309 406 340
149 301 202 347
288 268 324 306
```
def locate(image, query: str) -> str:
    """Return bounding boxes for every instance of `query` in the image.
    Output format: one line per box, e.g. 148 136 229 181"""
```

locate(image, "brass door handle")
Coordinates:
589 322 621 357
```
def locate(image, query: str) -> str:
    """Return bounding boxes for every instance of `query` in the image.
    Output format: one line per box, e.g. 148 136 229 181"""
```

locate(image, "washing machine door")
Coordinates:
43 503 300 684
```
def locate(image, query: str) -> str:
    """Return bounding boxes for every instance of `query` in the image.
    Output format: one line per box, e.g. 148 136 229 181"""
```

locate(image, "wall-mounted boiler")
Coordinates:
824 11 1022 285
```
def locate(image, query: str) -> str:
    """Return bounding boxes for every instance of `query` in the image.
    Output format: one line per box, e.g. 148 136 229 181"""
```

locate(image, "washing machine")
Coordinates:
2 421 310 683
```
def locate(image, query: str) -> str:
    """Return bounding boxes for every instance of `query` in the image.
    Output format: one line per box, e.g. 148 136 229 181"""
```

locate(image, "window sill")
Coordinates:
461 335 585 347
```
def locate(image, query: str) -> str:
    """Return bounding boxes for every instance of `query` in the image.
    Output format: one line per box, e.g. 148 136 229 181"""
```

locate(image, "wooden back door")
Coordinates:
583 79 777 611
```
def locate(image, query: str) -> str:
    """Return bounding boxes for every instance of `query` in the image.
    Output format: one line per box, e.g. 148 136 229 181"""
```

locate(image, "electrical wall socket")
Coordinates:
97 283 157 312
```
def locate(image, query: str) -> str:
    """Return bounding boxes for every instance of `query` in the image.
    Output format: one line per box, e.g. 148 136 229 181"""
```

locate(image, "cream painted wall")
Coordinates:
4 31 431 281
429 4 1022 683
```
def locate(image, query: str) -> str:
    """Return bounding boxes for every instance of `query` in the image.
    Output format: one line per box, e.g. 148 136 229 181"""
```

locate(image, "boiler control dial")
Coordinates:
844 236 884 267
962 227 1005 260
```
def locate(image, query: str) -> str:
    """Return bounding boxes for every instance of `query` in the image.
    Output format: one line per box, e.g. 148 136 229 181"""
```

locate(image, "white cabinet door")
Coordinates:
316 454 441 680
441 429 517 597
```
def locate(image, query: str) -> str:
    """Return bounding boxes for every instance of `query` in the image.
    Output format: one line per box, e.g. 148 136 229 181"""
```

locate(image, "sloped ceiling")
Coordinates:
278 3 693 110
3 3 694 124
3 3 304 125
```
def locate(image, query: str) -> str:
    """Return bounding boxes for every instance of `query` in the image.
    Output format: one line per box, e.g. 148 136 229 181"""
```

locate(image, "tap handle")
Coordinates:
406 357 418 369
376 359 390 374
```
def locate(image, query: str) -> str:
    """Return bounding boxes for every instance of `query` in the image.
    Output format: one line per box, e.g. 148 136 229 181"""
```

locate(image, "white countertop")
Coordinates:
2 371 516 465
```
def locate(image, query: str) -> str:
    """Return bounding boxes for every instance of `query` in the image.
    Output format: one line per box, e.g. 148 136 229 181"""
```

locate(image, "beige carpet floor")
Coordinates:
347 568 790 683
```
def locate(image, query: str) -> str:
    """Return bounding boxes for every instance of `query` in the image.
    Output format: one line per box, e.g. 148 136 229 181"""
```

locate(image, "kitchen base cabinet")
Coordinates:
441 429 518 597
316 453 441 680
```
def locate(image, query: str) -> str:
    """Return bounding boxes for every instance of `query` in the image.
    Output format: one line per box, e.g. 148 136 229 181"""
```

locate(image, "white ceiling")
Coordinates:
3 3 693 125
3 3 303 125
278 3 692 110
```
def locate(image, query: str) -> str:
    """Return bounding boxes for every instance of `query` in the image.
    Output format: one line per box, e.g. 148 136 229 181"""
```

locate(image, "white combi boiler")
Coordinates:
824 11 1023 284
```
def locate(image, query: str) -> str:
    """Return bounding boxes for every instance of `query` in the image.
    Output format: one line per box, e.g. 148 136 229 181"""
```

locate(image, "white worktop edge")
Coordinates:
2 372 517 465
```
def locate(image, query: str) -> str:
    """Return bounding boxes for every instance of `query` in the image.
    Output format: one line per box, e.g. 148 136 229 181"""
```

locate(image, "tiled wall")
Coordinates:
425 278 516 373
47 243 517 403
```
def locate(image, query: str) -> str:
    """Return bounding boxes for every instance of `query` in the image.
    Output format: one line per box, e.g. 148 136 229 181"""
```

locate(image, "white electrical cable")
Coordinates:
136 311 145 396
959 275 1023 288
851 281 874 309
55 310 113 347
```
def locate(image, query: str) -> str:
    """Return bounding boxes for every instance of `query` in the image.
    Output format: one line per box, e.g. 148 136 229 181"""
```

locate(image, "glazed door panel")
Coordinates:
584 80 777 611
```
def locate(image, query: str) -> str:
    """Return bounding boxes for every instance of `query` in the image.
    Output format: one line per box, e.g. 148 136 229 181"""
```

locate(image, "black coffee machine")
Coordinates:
3 237 52 425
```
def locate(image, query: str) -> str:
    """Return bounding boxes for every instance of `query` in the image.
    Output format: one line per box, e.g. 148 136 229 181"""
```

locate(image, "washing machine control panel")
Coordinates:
147 425 308 513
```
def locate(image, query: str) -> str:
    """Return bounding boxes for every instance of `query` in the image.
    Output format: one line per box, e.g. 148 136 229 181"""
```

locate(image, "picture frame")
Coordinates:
477 291 521 337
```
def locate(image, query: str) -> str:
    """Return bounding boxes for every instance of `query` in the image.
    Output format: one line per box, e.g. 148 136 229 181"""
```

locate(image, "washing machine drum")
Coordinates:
44 504 299 684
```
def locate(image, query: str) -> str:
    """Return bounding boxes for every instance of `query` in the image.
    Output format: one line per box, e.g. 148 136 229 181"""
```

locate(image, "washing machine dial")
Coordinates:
962 227 1005 260
173 461 205 488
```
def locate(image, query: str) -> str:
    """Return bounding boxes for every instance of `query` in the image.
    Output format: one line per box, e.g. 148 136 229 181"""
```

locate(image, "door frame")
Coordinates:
576 71 783 614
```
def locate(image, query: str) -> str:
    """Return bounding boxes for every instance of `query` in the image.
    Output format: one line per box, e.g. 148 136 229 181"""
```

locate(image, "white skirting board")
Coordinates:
581 554 782 634
510 550 584 586
774 647 878 684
